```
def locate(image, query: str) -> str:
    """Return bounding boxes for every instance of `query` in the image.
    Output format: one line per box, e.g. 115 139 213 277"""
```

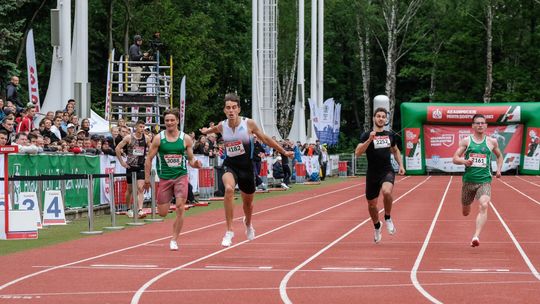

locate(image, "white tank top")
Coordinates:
221 117 253 161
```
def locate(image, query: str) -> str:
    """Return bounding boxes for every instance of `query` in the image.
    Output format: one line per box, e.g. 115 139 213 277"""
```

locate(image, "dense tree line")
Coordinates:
2 0 540 152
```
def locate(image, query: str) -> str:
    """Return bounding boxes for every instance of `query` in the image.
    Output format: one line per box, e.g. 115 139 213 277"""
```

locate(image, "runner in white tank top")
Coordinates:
200 93 294 247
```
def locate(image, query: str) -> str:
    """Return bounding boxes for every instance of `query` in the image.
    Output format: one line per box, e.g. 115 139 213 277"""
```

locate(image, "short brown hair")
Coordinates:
373 107 388 117
224 93 240 105
163 108 179 120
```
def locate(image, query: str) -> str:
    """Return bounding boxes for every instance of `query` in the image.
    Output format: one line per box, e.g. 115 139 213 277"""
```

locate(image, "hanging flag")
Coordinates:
332 103 341 145
308 98 320 141
118 55 124 119
26 29 40 113
104 49 115 121
319 98 335 145
179 76 186 133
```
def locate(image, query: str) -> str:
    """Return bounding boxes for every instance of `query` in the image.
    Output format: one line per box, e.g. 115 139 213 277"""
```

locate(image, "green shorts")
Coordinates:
461 182 491 206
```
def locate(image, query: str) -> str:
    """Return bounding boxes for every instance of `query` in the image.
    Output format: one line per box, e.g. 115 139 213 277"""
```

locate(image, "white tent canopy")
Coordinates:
89 110 110 136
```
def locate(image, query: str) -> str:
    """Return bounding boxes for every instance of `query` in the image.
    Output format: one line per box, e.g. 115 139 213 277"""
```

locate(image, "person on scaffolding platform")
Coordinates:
128 34 149 92
199 93 294 248
144 109 202 251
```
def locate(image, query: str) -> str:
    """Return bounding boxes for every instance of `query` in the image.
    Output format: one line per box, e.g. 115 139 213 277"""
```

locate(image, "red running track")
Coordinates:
0 176 539 303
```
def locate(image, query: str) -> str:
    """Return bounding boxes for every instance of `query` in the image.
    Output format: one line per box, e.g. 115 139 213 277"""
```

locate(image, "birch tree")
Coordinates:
357 14 372 131
374 0 426 127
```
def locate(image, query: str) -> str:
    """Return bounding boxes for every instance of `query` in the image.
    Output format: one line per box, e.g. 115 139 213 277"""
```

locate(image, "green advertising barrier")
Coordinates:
401 102 540 175
8 154 101 208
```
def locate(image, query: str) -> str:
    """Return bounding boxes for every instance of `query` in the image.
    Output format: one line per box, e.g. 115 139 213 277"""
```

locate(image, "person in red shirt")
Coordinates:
17 105 36 133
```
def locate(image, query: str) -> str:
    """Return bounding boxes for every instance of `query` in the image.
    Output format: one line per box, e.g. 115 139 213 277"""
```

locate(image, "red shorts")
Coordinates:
157 175 189 204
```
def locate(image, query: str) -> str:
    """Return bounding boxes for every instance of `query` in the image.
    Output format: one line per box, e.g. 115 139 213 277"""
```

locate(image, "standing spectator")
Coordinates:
252 135 266 189
0 118 15 144
51 116 66 140
6 76 23 110
45 111 55 121
0 99 5 122
320 144 329 181
61 112 71 132
65 99 76 115
40 118 60 143
66 123 76 137
80 118 91 136
70 115 79 130
17 106 36 133
0 130 8 146
129 35 149 92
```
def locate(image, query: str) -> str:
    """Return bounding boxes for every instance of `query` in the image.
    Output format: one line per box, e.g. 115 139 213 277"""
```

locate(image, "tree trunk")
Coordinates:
384 1 398 128
277 35 298 137
122 0 132 55
357 19 371 132
108 0 114 53
483 2 493 103
429 42 443 102
15 0 49 65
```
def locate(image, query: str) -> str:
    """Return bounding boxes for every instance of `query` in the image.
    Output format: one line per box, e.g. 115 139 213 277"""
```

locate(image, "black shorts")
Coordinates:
126 167 145 184
223 164 256 194
365 171 395 200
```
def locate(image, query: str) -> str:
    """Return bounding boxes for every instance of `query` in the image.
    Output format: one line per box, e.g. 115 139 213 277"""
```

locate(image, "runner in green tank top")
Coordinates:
453 114 503 247
144 108 202 251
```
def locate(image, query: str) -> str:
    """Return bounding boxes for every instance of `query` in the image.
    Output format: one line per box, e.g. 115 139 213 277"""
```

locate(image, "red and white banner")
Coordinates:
427 105 521 124
26 29 40 113
423 124 522 172
404 128 422 171
524 127 540 170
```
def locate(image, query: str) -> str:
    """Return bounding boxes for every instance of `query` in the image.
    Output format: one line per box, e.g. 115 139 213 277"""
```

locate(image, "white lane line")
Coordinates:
131 193 365 304
515 176 540 187
321 267 392 272
499 179 540 206
205 265 273 270
440 268 510 272
410 176 453 304
490 201 540 281
0 183 359 292
3 279 540 299
90 264 159 268
279 176 431 304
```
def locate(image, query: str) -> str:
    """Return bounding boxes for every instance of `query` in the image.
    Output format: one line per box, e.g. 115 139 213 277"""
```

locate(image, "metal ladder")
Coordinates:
106 51 173 130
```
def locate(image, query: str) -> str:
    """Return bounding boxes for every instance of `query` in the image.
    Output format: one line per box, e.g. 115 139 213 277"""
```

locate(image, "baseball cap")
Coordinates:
67 123 75 128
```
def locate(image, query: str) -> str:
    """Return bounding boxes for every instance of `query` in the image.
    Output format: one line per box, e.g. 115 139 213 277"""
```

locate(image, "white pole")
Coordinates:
60 0 72 108
73 0 89 118
252 0 259 124
310 0 317 105
317 0 324 107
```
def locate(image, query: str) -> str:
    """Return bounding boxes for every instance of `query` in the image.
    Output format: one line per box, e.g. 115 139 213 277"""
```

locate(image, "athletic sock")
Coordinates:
384 214 391 221
374 221 381 229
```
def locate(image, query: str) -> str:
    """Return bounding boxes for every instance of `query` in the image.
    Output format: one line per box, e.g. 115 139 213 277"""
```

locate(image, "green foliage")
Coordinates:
4 0 540 147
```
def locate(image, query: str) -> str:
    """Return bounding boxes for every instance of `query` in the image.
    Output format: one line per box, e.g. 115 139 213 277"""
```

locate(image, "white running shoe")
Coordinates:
244 217 255 241
221 231 234 247
374 222 383 244
385 218 396 235
169 240 179 251
471 236 480 247
126 209 134 218
281 182 290 189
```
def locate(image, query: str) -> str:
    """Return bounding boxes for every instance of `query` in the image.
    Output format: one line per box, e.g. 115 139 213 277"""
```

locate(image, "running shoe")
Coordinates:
374 222 383 244
385 218 396 235
471 236 480 247
126 209 134 218
137 209 146 219
221 231 234 247
244 217 255 241
169 240 179 251
280 183 290 189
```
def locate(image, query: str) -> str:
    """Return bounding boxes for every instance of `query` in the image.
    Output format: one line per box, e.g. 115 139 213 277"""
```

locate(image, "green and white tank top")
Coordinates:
463 135 492 184
157 130 187 180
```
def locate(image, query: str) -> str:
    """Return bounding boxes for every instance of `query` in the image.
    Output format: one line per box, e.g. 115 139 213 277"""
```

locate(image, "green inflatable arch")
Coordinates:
400 102 540 175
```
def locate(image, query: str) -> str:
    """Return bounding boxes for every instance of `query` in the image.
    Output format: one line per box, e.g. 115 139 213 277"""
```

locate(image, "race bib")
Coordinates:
133 146 145 156
470 153 487 168
225 141 246 157
164 154 183 167
373 135 391 149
